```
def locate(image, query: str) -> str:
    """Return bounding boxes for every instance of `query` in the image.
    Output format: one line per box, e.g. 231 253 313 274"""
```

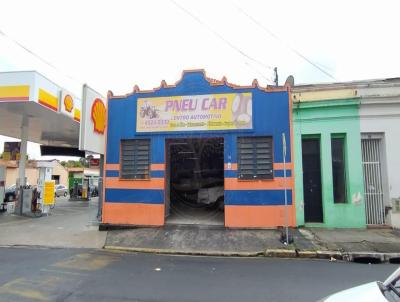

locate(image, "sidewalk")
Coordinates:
301 228 400 261
104 225 400 262
0 197 106 249
2 201 399 263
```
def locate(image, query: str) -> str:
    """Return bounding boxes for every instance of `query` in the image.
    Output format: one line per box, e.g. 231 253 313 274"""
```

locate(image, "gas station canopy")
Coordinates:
0 70 106 216
0 71 81 147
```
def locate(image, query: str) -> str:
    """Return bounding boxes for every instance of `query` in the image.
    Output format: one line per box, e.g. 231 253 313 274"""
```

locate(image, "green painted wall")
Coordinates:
293 99 366 228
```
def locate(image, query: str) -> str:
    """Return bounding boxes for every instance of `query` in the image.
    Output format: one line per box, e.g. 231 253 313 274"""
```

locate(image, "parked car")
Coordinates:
55 184 68 197
197 185 224 210
3 183 33 203
318 266 400 301
4 184 16 202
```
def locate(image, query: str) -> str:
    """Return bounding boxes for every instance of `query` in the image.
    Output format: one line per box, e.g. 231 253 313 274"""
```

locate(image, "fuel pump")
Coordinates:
21 186 33 214
82 177 90 201
36 161 55 215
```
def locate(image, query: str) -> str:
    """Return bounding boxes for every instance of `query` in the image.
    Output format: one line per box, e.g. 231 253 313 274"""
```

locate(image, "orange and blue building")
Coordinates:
102 70 295 228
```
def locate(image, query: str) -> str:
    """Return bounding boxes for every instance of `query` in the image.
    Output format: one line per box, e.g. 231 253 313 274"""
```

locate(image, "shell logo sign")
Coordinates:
91 98 106 134
64 94 74 112
60 90 81 122
80 85 105 154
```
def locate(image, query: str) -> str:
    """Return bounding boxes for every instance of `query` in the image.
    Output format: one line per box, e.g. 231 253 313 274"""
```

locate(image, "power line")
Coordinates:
169 0 275 84
244 61 275 84
235 5 337 81
0 29 83 86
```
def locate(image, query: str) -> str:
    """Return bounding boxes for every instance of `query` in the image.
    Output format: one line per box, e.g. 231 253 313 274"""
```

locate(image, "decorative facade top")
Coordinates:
108 69 289 99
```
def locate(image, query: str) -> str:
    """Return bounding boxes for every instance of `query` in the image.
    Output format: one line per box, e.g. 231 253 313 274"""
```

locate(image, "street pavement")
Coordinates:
0 197 106 248
0 195 399 301
0 246 398 302
2 197 400 262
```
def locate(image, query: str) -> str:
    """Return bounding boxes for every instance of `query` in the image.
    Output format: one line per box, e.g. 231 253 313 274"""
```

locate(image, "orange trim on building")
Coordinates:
105 163 120 170
273 162 293 170
105 177 164 190
102 203 164 226
151 163 165 171
224 163 291 171
105 163 165 171
225 177 293 190
225 205 296 228
288 86 296 208
224 163 238 170
102 95 110 226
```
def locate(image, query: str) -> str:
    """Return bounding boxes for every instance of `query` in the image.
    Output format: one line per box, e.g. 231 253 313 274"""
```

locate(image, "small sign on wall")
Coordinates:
89 158 100 167
43 181 55 205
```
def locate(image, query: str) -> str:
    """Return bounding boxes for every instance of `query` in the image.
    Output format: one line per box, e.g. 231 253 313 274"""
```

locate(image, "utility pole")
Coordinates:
274 67 278 86
281 132 293 245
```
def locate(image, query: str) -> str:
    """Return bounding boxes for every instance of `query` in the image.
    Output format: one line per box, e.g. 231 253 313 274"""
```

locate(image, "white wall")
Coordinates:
358 88 400 228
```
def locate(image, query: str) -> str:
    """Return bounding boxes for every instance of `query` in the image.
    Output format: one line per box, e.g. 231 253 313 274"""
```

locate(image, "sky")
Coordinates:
0 0 399 159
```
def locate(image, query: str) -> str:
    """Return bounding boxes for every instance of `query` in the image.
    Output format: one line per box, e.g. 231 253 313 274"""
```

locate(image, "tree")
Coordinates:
79 157 89 168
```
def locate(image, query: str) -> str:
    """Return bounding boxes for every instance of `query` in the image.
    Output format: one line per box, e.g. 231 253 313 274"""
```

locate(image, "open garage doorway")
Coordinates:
166 138 224 226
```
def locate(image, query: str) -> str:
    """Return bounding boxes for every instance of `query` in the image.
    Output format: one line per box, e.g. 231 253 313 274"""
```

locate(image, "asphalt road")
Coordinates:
0 247 398 302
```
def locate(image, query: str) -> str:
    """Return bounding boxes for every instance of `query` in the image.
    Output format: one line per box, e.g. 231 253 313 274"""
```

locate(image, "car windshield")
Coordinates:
384 267 400 287
381 267 400 301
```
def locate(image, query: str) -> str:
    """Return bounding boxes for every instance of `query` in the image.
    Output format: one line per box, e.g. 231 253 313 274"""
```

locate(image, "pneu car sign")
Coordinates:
136 93 253 133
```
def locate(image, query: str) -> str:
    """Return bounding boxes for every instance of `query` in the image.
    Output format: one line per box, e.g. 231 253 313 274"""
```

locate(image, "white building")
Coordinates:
357 78 400 228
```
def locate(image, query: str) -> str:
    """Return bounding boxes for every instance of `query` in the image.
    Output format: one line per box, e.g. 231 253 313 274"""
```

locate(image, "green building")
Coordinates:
292 87 366 228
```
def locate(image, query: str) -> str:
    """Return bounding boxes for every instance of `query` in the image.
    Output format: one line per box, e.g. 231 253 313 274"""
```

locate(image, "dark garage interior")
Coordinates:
166 138 224 225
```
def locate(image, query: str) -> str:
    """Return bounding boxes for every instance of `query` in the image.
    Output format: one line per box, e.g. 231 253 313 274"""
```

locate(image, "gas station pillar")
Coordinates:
18 118 28 186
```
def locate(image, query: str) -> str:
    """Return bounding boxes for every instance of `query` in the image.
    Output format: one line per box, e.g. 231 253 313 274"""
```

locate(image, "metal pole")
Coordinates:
97 155 104 221
18 117 28 215
282 133 289 244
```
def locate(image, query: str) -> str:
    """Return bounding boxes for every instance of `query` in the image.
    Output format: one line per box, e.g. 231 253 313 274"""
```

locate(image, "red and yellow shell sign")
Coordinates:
64 94 74 112
91 98 106 134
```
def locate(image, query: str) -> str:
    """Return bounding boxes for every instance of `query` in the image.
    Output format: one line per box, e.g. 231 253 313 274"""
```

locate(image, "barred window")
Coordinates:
121 139 150 179
331 135 347 203
237 136 273 180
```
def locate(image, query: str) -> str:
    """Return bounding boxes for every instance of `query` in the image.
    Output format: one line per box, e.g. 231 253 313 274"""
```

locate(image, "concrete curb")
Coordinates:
3 243 399 263
104 245 265 257
0 244 103 250
264 249 297 258
103 245 400 263
343 252 400 263
315 250 343 260
105 245 334 260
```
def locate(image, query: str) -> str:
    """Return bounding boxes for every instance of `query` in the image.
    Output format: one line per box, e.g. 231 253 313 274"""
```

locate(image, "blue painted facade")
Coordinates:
103 70 295 227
